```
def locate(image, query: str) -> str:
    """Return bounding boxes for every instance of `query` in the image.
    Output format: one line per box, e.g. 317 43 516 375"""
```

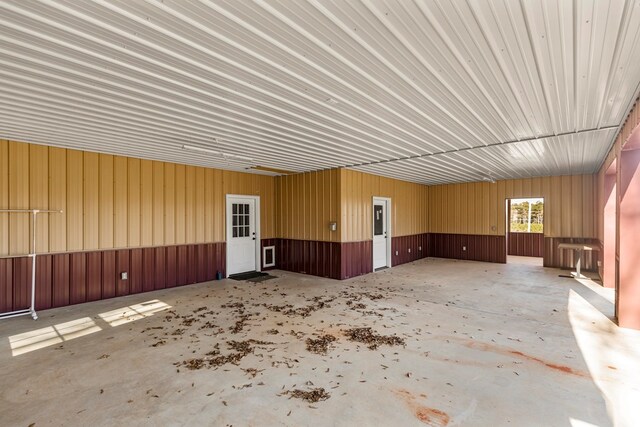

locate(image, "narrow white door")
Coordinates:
373 198 389 269
227 197 257 275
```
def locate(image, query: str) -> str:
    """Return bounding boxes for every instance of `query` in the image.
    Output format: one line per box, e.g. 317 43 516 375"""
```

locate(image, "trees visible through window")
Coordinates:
510 198 543 233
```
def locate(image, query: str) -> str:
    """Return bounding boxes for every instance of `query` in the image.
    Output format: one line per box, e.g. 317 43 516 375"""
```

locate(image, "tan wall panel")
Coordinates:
29 145 49 252
9 142 30 255
194 167 205 244
83 152 99 250
174 164 186 245
164 163 176 245
128 158 141 247
1 141 277 254
430 175 596 238
339 169 429 242
0 141 8 256
98 154 114 249
48 147 67 252
184 166 196 244
140 160 153 247
276 169 340 242
113 156 128 248
66 150 83 251
153 161 165 246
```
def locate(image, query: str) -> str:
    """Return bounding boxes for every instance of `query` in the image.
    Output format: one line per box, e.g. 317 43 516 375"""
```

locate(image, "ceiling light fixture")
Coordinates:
482 176 497 184
182 144 253 163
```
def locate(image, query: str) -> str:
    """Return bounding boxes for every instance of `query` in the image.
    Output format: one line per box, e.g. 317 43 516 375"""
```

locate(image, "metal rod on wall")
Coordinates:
0 209 63 321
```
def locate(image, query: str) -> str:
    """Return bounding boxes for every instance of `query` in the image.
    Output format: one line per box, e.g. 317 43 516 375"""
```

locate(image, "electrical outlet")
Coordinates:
462 246 466 251
419 246 422 251
408 248 411 253
395 251 399 256
121 272 128 280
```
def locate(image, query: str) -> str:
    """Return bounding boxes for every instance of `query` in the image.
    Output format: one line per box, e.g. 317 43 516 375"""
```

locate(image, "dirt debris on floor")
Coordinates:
305 334 337 355
284 387 331 403
343 327 406 350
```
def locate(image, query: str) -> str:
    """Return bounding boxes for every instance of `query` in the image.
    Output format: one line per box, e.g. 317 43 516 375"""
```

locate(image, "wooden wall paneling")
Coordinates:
185 166 196 244
0 258 13 312
153 162 165 246
165 245 177 288
52 254 69 308
204 168 215 243
140 160 153 246
195 167 205 243
177 245 188 286
205 243 217 279
128 158 141 247
9 141 30 255
86 251 103 301
14 257 30 311
66 150 84 251
102 250 116 299
174 164 186 244
30 145 49 252
83 152 99 250
0 140 8 256
35 254 52 310
196 243 207 283
129 248 143 294
69 252 87 305
187 244 197 284
154 246 166 290
116 249 130 297
213 169 223 242
113 156 128 248
99 154 114 249
164 163 176 245
142 247 155 292
48 147 67 252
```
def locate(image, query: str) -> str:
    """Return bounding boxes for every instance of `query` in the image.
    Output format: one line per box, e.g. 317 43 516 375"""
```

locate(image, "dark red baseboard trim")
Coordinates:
544 237 600 271
429 233 506 263
508 232 544 257
274 238 341 279
0 243 226 314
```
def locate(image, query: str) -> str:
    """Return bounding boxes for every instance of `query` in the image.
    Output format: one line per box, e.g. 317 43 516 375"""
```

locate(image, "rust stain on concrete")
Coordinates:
393 389 449 426
460 339 587 378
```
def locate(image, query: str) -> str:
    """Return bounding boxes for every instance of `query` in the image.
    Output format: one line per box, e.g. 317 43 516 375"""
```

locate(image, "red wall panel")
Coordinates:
508 232 544 257
35 254 52 311
69 252 87 305
129 249 143 295
52 254 69 308
86 252 102 302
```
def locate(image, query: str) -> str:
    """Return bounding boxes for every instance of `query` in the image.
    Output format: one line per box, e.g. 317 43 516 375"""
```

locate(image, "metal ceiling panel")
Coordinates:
1 0 639 183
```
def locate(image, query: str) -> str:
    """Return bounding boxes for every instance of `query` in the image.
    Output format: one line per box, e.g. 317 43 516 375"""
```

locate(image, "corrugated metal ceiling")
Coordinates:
1 0 639 184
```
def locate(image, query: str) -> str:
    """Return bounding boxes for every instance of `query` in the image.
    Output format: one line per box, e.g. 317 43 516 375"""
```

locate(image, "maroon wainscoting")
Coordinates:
260 238 279 271
0 242 226 315
0 256 32 313
429 233 506 263
508 232 544 257
391 233 430 266
276 238 341 279
340 240 372 279
544 237 600 271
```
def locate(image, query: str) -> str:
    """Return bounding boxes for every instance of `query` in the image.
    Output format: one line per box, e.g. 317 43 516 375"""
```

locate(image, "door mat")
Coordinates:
229 271 277 282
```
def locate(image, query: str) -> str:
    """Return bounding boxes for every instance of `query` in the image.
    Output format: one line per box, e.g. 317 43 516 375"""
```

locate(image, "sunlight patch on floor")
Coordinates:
98 300 172 327
9 317 101 356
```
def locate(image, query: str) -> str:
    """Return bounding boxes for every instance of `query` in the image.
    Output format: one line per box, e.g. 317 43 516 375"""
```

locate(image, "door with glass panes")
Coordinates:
227 197 257 275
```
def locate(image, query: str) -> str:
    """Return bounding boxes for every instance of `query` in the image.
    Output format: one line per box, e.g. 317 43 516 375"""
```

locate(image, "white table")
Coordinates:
557 243 600 279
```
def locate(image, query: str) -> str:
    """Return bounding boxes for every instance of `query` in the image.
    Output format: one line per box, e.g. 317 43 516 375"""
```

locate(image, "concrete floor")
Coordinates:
1 258 639 427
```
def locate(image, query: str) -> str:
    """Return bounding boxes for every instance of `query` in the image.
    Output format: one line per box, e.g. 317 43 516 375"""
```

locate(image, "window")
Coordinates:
232 203 251 238
509 198 543 233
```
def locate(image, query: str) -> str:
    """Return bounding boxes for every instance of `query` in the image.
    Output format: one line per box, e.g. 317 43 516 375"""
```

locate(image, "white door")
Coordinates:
373 198 389 270
227 197 257 275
